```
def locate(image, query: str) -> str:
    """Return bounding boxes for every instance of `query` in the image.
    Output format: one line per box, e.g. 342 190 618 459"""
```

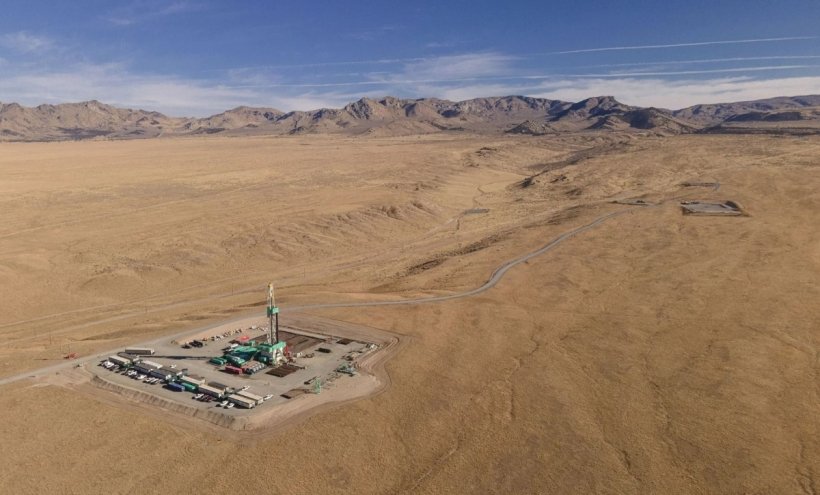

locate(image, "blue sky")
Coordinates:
1 0 819 115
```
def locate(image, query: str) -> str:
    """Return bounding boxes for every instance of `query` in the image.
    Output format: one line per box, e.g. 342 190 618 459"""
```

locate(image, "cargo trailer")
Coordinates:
125 347 155 356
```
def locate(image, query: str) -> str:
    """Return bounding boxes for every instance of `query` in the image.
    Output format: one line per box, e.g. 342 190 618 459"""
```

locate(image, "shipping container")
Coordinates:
166 383 185 392
209 357 227 365
125 347 155 356
181 382 197 392
224 366 242 375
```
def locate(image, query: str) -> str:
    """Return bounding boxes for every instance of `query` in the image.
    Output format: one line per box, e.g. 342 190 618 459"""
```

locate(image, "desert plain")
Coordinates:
0 132 818 494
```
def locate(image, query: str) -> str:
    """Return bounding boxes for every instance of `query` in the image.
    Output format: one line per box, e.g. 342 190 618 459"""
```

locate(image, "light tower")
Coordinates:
267 283 280 344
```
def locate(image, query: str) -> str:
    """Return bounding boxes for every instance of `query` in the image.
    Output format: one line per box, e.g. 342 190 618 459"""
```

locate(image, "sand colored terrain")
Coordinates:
0 133 819 494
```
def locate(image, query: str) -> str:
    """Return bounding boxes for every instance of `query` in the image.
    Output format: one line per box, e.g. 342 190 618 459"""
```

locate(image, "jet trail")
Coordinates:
550 36 817 55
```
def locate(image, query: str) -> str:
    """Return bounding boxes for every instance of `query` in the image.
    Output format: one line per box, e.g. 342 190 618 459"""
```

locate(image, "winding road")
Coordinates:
289 208 633 311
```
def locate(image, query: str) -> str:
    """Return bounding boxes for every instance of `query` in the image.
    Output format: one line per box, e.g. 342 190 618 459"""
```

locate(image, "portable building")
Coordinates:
134 363 161 375
227 394 256 409
236 390 264 405
198 384 224 398
109 355 131 367
179 375 205 386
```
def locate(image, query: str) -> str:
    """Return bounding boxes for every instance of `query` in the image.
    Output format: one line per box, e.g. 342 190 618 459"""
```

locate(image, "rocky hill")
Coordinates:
2 94 820 141
0 100 179 140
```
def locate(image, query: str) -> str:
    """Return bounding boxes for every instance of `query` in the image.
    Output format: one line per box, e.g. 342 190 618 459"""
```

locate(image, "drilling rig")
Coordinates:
267 283 280 344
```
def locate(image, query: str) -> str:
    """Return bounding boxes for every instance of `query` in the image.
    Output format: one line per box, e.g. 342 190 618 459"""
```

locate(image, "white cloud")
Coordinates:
103 0 203 26
0 63 255 116
387 52 516 81
0 61 360 115
528 76 820 108
1 38 819 116
0 32 53 53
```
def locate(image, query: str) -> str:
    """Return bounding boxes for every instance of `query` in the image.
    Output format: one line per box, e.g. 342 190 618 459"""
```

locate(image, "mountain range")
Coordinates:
2 94 820 141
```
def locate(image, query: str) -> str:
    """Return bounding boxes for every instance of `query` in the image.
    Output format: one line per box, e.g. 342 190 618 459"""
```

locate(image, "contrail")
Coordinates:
224 65 820 89
549 36 817 54
206 37 817 75
579 54 820 69
570 65 819 78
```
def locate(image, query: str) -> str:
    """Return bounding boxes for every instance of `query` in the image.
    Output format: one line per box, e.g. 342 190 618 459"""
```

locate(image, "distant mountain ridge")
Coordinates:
2 94 820 141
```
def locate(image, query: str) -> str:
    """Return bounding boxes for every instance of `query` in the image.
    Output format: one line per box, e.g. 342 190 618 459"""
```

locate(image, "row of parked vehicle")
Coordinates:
100 361 163 384
180 326 265 349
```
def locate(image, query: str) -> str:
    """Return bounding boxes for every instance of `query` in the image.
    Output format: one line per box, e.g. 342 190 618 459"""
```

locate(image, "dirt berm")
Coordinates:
89 375 246 430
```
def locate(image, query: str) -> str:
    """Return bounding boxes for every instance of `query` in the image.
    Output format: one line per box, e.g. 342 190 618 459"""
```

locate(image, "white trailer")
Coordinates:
226 394 256 409
198 384 224 398
236 390 264 406
108 355 131 367
179 375 205 386
137 360 162 370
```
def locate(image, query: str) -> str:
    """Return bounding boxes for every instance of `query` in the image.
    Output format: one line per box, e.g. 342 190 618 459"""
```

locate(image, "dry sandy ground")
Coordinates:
0 133 818 494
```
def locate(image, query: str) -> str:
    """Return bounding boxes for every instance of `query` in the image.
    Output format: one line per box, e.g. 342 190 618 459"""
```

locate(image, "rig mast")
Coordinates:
267 283 280 344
